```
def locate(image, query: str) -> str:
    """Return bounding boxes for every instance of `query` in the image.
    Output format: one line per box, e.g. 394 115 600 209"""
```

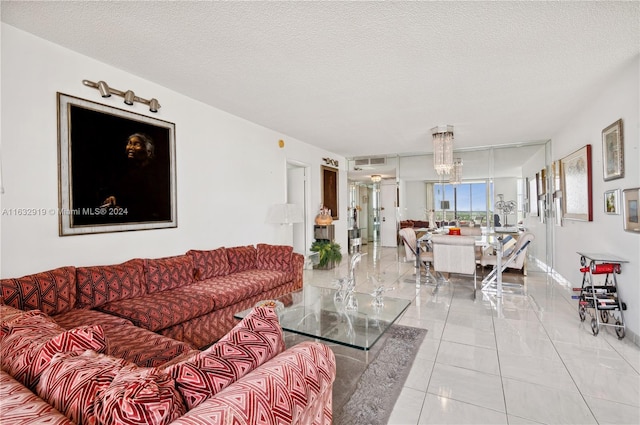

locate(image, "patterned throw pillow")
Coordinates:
76 259 146 308
0 266 77 315
36 351 128 424
187 247 230 280
0 313 107 389
0 305 46 340
94 365 186 425
144 255 196 294
162 307 285 409
256 243 293 271
226 245 257 274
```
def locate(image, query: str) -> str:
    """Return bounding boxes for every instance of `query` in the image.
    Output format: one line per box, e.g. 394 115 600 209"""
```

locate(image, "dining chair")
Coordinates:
480 232 535 294
398 227 434 286
430 234 478 298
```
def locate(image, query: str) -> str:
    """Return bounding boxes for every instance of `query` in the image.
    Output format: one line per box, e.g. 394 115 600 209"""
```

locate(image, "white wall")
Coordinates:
402 181 427 221
0 24 347 277
552 56 640 339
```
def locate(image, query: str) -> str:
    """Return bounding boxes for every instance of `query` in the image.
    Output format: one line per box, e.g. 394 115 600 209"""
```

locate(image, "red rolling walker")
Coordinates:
573 252 628 338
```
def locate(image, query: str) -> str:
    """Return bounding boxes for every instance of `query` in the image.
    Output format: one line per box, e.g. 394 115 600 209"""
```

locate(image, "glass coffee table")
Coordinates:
235 286 411 351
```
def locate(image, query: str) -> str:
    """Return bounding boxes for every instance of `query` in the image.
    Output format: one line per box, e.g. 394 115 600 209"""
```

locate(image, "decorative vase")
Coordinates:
315 212 333 225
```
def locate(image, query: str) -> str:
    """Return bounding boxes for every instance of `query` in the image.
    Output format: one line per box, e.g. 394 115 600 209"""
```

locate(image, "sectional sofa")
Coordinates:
0 243 336 424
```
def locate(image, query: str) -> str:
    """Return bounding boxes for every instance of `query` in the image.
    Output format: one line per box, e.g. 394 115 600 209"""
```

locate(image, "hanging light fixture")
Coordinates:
370 174 382 183
450 158 463 184
432 125 454 175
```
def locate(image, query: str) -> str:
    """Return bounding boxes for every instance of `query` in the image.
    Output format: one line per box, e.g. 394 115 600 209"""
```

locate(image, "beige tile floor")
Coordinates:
303 243 640 425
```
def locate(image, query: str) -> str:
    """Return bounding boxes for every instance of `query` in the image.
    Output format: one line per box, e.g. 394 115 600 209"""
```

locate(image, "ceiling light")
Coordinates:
371 175 382 183
450 158 463 184
432 125 454 175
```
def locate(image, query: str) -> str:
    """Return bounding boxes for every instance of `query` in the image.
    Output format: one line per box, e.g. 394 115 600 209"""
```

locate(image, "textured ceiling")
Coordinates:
2 1 639 159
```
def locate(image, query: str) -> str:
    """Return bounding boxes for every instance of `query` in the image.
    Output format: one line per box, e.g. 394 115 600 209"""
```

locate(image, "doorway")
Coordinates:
286 162 309 255
380 179 398 247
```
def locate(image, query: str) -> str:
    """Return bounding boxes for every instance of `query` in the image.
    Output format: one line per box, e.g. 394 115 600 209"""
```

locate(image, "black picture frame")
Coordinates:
57 93 177 235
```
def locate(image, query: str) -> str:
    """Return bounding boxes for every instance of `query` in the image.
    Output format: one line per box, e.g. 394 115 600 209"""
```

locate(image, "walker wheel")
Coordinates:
615 321 625 339
590 318 599 336
578 306 586 322
600 309 609 323
580 256 587 267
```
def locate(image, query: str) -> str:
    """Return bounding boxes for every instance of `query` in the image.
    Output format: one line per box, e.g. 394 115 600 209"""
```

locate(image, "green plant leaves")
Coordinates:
310 240 342 267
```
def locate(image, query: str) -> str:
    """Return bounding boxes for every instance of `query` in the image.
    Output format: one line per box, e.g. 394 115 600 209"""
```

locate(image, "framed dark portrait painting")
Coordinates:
57 93 177 236
321 165 339 220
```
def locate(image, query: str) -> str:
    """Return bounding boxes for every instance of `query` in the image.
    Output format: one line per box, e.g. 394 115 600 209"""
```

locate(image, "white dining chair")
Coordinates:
430 234 478 298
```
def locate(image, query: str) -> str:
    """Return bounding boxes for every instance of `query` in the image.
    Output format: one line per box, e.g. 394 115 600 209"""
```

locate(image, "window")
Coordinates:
434 181 491 223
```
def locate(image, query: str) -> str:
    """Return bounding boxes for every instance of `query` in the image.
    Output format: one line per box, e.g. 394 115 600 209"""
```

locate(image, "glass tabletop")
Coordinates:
235 286 411 351
577 252 629 263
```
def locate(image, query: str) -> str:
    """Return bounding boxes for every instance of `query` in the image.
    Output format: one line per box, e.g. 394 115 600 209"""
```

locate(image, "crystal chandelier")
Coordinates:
431 125 454 175
449 158 463 184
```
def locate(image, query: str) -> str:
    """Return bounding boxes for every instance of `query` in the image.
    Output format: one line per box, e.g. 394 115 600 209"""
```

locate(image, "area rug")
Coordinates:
332 324 428 425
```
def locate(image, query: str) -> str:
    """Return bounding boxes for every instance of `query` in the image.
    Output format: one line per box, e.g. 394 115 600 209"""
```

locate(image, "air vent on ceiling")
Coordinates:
354 157 386 167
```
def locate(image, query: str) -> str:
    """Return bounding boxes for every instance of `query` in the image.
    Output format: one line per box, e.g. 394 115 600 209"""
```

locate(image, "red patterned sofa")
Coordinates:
0 305 336 424
0 244 337 423
1 243 303 349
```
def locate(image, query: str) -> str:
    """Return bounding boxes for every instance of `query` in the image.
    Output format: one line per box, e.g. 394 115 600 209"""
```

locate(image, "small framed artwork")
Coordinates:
321 165 339 220
622 188 640 233
604 189 620 215
602 119 624 181
552 161 562 193
57 93 177 236
529 177 538 216
553 191 563 226
538 168 547 196
561 145 593 222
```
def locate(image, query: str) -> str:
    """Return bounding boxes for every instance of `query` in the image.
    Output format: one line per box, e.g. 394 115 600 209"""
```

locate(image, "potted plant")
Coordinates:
310 240 342 269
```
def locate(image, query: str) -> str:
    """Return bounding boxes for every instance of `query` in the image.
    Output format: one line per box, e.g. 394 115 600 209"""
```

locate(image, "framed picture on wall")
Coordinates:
622 188 640 233
553 191 563 226
321 165 339 220
57 93 177 236
538 168 547 195
602 119 624 181
529 177 538 216
560 145 593 222
604 189 620 215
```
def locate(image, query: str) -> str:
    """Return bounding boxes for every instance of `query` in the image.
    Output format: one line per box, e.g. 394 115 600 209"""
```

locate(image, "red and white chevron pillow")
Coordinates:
0 312 107 389
162 306 285 409
95 364 186 425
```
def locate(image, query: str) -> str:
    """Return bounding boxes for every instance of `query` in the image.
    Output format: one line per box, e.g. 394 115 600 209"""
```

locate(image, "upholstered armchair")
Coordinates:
430 234 478 297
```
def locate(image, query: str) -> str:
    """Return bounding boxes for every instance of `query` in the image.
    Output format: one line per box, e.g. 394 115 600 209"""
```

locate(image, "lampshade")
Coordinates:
449 158 463 184
432 125 454 175
266 203 304 224
371 174 382 183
